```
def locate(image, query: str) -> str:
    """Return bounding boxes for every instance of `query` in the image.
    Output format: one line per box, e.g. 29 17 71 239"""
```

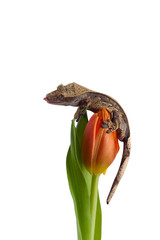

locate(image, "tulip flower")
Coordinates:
81 108 120 175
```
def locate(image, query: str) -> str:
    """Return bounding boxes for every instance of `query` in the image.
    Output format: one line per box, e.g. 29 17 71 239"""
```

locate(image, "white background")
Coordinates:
0 0 160 239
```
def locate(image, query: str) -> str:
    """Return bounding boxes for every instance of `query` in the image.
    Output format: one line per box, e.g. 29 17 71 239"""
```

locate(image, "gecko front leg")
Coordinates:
102 110 119 133
74 97 102 121
74 100 91 121
74 106 87 121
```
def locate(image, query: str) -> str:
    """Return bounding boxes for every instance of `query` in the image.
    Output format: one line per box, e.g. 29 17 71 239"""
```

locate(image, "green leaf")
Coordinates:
76 111 92 194
76 110 88 144
66 121 91 240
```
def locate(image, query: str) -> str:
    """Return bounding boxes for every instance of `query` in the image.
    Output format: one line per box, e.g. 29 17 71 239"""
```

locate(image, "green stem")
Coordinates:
90 174 99 240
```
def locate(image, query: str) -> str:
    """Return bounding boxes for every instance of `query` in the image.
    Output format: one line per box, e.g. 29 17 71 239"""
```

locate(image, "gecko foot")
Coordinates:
76 112 85 122
102 120 117 133
102 119 112 128
74 107 86 122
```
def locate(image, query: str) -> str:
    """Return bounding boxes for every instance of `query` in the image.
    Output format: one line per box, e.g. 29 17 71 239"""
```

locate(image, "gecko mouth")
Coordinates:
44 97 52 103
44 97 49 102
43 97 62 105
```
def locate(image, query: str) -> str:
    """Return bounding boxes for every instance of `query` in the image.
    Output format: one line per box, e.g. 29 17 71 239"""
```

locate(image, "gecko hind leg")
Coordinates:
102 119 118 133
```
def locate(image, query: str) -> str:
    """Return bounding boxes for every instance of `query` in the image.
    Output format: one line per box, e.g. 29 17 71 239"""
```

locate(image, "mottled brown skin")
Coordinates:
44 82 131 204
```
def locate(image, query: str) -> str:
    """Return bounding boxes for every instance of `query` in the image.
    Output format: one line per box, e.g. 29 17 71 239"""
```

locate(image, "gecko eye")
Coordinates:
59 94 64 100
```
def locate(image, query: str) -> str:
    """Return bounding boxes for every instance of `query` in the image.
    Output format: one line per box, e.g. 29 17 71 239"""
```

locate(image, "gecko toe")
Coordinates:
106 129 112 134
102 119 112 129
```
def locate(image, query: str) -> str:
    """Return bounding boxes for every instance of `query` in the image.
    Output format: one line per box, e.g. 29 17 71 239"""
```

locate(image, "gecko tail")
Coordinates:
107 136 131 204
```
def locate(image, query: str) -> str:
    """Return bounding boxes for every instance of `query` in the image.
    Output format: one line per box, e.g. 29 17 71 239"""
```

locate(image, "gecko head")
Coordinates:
44 83 87 106
44 84 68 105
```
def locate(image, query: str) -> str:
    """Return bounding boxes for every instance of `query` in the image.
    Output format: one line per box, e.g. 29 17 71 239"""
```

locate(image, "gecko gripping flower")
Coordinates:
44 83 131 240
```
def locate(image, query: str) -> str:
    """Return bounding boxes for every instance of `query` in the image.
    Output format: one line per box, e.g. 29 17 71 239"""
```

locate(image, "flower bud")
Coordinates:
81 108 119 175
